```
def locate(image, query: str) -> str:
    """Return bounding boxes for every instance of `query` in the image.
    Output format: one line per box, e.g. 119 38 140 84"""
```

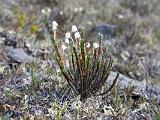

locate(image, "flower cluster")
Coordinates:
52 21 101 51
51 21 101 52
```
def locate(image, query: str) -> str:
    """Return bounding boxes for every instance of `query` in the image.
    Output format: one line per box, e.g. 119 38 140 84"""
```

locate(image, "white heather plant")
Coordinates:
50 21 119 102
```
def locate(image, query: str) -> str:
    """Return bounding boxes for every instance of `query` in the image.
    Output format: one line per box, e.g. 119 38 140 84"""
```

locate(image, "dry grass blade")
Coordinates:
97 73 119 96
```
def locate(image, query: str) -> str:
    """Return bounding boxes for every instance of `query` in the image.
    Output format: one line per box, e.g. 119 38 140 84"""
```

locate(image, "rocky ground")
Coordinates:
0 0 160 119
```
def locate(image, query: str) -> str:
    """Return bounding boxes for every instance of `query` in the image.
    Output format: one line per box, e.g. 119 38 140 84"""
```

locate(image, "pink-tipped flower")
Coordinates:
86 42 91 48
61 44 67 51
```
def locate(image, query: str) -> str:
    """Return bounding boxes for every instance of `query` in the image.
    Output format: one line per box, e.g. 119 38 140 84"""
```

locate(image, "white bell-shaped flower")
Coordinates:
52 21 58 31
74 31 81 39
72 25 78 32
65 32 71 39
93 42 99 48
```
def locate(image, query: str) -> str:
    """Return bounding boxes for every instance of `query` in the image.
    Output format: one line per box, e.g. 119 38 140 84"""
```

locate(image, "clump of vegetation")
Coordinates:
49 21 119 102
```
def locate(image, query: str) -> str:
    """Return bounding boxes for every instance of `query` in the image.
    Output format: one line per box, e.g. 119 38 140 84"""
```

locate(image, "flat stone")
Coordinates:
4 46 35 63
90 24 117 40
107 71 160 103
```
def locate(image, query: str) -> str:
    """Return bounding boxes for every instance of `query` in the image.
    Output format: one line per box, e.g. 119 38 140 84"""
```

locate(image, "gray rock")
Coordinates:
4 46 35 63
90 24 117 40
141 53 160 78
107 71 160 103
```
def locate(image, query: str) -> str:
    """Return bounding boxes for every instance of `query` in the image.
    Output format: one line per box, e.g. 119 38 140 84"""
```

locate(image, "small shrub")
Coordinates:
49 22 119 102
